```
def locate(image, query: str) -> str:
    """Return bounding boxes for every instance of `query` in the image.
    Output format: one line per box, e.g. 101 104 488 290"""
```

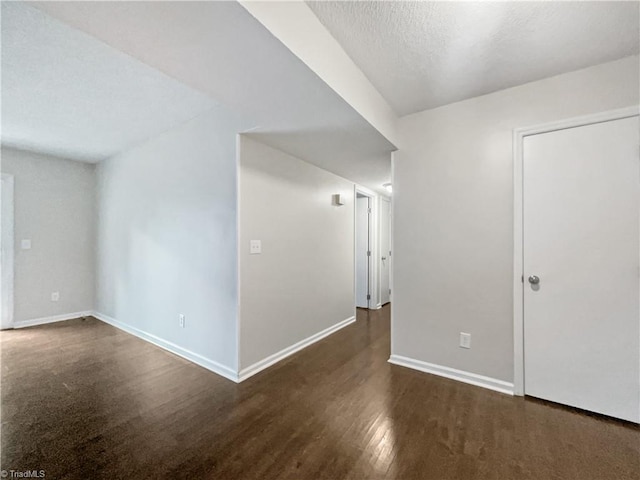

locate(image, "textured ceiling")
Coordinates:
19 1 395 194
308 1 640 116
1 2 218 162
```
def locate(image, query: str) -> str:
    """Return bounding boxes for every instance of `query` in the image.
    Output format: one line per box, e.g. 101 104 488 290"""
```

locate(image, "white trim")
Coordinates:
1 173 14 330
515 106 639 139
378 195 391 307
390 152 396 355
13 311 92 329
389 354 514 395
238 315 356 382
354 185 378 310
92 311 239 382
235 133 242 376
512 105 640 396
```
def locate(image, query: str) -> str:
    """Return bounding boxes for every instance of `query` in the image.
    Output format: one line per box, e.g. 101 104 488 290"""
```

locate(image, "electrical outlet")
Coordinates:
179 314 185 328
51 292 60 302
250 240 262 254
21 239 32 250
459 332 471 349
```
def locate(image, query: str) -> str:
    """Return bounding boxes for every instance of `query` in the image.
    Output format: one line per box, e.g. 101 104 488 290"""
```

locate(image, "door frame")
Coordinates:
512 105 639 396
354 185 378 311
1 173 15 330
378 196 391 307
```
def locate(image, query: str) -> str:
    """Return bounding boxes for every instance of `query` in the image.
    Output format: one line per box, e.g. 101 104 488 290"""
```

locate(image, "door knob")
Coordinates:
528 275 540 285
382 256 387 260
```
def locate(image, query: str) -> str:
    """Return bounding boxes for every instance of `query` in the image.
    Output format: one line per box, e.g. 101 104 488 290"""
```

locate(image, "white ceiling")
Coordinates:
1 2 218 162
308 1 640 116
4 1 395 194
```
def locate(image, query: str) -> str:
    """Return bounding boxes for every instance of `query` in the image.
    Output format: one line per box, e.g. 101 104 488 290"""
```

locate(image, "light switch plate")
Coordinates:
460 332 471 349
51 292 60 302
21 239 32 250
250 240 262 254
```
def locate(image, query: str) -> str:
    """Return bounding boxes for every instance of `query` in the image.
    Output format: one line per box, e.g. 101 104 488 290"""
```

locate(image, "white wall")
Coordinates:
239 1 399 147
392 55 640 383
95 108 244 374
1 147 95 323
238 135 355 372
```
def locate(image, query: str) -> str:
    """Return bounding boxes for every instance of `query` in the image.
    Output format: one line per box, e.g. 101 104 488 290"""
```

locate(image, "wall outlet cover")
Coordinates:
250 240 262 254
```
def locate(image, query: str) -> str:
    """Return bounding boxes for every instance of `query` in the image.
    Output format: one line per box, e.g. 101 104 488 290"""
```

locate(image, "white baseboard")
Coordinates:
14 309 356 385
13 311 93 329
239 315 356 382
92 311 239 383
388 354 514 395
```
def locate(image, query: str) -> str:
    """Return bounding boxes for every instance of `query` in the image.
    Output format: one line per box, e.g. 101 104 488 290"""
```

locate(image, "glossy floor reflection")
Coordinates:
1 306 638 479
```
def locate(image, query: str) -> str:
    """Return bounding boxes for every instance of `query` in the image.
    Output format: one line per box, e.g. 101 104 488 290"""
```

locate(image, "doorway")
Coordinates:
379 197 391 306
1 173 14 330
514 107 639 422
355 192 371 308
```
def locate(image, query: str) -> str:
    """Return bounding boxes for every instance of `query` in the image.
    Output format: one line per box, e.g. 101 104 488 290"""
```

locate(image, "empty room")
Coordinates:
0 1 638 479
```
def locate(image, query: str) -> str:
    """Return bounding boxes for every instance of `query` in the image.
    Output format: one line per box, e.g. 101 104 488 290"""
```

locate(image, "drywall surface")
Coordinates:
239 1 398 146
95 108 243 372
32 1 395 195
238 136 354 370
393 56 640 382
1 147 95 322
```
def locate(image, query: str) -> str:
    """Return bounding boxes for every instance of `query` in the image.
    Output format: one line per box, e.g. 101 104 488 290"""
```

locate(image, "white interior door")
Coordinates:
356 195 369 308
1 174 14 330
379 198 391 305
523 115 639 422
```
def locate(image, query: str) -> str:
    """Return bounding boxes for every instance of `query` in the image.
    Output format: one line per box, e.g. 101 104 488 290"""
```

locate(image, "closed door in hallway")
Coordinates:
523 114 639 422
356 194 370 308
379 197 391 305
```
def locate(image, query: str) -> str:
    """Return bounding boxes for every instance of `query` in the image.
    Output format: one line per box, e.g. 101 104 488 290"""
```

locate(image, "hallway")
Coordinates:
1 306 637 479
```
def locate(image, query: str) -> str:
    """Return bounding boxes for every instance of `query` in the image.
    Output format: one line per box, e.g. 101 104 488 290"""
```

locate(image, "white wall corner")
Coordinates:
92 311 240 383
388 354 514 395
238 315 356 382
12 311 93 329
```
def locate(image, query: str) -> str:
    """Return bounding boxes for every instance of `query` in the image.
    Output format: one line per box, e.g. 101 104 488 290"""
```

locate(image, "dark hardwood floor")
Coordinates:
1 306 638 479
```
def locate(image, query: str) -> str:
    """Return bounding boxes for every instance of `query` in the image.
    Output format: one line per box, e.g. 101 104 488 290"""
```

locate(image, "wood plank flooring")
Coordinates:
1 305 638 479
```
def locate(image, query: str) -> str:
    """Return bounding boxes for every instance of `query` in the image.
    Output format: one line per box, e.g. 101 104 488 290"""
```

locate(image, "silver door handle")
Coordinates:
382 256 387 260
528 275 540 285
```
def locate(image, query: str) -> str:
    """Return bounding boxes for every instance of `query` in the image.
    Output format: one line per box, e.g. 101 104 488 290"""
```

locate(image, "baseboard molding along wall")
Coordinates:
388 354 514 395
238 315 356 382
92 311 239 382
12 311 93 329
11 309 357 385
